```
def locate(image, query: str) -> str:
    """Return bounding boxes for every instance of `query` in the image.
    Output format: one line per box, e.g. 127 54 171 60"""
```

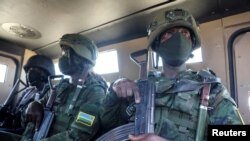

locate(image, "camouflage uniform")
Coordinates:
1 72 107 141
19 55 55 130
101 69 243 141
22 34 108 141
101 9 243 141
18 84 50 127
0 55 54 134
37 72 107 141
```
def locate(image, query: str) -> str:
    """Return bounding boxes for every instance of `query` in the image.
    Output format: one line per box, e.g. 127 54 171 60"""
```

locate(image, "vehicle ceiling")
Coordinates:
0 0 249 59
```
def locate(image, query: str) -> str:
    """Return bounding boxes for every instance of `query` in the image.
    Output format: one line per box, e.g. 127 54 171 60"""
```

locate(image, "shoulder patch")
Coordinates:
76 111 95 126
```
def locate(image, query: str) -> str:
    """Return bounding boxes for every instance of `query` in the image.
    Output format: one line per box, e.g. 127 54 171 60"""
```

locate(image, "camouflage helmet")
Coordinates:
24 55 55 75
147 8 201 51
59 33 98 65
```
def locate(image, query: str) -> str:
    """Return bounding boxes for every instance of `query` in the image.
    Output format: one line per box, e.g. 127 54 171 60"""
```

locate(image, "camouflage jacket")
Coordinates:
19 84 50 127
0 84 50 140
24 72 108 141
0 84 49 133
0 87 36 130
101 69 243 141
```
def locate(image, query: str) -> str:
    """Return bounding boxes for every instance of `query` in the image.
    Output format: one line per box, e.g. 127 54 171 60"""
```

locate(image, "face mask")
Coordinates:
58 48 85 75
59 55 79 75
27 68 47 87
157 32 192 66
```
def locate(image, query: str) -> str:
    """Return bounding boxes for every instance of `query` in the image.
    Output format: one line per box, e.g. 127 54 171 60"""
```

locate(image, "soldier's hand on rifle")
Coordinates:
129 133 170 141
25 101 44 131
112 78 141 103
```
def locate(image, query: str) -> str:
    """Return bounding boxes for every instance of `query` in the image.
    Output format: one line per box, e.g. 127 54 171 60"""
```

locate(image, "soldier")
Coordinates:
24 33 108 141
0 55 55 134
19 55 55 128
101 9 244 141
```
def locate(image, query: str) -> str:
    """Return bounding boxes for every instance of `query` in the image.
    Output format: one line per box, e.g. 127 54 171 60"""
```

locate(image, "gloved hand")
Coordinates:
25 101 44 131
112 78 140 103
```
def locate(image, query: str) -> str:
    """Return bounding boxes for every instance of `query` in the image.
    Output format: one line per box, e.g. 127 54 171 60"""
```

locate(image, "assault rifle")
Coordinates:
130 49 155 135
96 49 155 141
33 75 64 141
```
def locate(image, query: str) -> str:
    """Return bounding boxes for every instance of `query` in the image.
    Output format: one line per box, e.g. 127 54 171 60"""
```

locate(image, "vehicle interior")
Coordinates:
0 0 250 127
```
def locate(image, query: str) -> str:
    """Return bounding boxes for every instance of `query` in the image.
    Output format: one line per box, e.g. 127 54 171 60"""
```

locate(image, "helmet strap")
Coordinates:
190 31 196 49
152 37 161 69
25 75 29 87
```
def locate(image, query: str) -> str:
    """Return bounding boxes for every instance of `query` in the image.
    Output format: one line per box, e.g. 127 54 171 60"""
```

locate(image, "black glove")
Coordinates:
25 101 44 131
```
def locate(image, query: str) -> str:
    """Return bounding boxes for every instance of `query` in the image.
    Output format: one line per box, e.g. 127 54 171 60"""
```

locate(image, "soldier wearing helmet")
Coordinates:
24 55 55 88
100 9 244 141
0 55 54 135
22 33 107 141
147 8 201 68
58 33 98 85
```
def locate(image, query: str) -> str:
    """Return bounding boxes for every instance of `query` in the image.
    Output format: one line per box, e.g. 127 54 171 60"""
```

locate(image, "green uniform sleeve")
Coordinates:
209 100 243 124
41 86 106 141
208 84 244 124
101 88 130 133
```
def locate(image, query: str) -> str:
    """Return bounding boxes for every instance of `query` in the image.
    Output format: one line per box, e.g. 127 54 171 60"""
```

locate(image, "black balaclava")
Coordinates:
27 67 48 87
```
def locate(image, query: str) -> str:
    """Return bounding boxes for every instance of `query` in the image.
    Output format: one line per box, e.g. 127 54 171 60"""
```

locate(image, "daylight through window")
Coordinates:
94 50 119 74
0 64 7 83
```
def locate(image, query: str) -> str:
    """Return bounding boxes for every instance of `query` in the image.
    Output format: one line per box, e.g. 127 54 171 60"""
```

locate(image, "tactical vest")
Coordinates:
14 84 50 115
128 69 233 141
46 73 107 137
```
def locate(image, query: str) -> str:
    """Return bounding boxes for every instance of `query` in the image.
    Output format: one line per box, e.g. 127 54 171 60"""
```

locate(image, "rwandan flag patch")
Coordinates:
76 111 95 126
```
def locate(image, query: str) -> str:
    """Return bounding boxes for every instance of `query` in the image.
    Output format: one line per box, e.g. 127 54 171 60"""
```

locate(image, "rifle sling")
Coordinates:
67 85 82 115
195 83 211 141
